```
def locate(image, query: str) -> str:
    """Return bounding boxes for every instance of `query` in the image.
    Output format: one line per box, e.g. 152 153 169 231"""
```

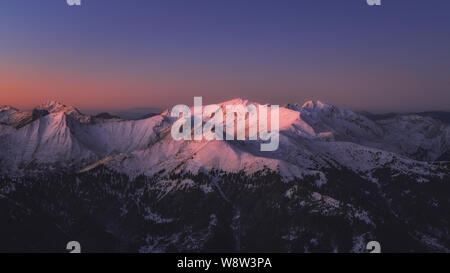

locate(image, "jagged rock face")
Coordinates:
0 99 448 252
0 100 91 129
32 109 49 120
0 106 32 129
35 100 91 124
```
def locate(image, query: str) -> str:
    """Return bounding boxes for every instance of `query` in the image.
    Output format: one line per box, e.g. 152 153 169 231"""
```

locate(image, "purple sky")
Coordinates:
1 0 449 112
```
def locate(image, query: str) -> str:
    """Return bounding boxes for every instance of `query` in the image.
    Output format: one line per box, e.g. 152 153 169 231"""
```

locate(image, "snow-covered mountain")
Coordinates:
0 99 448 252
0 99 448 177
34 100 92 123
287 101 450 162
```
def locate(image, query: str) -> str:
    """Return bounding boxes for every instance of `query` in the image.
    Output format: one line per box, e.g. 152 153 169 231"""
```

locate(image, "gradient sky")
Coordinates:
1 0 449 112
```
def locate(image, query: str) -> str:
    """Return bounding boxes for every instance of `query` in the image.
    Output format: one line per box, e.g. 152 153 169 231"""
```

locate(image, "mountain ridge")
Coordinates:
0 98 448 178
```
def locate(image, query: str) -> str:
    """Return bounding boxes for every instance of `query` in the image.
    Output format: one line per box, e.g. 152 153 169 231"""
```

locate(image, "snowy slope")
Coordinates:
0 112 95 174
376 115 449 161
286 100 383 141
0 105 32 128
286 100 450 161
71 115 170 157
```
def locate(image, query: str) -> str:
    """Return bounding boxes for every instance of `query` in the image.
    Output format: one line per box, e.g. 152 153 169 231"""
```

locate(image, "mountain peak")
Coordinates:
36 100 76 113
35 100 90 123
301 100 330 110
0 105 18 112
285 100 333 112
217 98 250 106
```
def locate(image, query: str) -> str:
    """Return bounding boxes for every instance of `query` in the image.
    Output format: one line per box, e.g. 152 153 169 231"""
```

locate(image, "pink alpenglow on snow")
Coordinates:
170 97 280 151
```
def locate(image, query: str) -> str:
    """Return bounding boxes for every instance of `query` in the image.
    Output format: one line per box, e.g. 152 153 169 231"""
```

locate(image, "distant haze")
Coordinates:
0 0 449 113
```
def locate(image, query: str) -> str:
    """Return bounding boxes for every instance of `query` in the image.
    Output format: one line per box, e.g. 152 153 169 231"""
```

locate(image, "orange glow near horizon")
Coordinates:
1 0 450 114
0 60 192 111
